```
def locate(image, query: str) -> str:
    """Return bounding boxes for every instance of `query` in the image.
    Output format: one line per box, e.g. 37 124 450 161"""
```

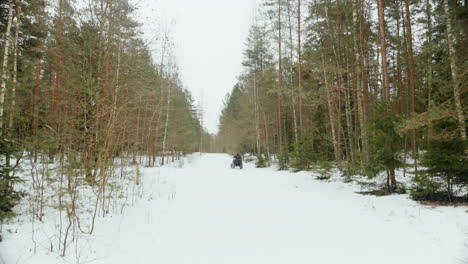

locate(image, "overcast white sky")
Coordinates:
133 0 257 134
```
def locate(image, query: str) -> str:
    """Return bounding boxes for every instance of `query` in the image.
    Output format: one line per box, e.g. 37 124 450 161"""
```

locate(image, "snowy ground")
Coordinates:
1 153 468 264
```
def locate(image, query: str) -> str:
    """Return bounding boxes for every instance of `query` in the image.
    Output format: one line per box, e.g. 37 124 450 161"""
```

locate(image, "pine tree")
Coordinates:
366 104 404 193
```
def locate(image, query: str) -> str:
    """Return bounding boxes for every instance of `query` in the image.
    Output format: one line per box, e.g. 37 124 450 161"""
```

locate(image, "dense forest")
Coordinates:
0 0 210 245
0 0 467 261
218 0 467 201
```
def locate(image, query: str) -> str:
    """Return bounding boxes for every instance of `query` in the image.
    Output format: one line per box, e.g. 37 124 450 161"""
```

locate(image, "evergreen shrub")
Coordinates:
411 119 468 202
255 153 268 168
0 136 24 222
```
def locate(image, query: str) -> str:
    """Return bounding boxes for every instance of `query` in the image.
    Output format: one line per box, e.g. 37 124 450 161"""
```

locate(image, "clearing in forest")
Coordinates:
2 154 467 264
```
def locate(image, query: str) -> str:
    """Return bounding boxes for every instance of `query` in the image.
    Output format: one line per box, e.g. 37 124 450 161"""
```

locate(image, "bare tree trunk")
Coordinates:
426 0 433 136
263 111 270 161
0 0 14 134
198 100 204 154
404 0 416 115
374 45 380 104
8 6 21 134
377 0 390 103
297 0 303 131
102 1 114 98
322 57 340 161
444 0 467 145
396 3 404 115
287 0 298 144
357 0 369 162
354 5 361 137
33 60 40 137
162 82 172 165
253 70 261 154
396 2 409 179
344 70 355 162
112 43 121 125
277 0 283 151
153 86 165 163
404 0 418 182
53 0 63 116
336 0 354 163
323 6 342 161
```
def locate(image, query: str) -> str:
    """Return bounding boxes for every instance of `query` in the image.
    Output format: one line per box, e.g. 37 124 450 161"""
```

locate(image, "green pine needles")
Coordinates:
411 120 468 202
0 135 24 223
365 104 405 193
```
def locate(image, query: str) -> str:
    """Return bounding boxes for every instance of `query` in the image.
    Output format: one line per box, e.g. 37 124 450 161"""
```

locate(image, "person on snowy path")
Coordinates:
234 152 242 161
231 152 243 169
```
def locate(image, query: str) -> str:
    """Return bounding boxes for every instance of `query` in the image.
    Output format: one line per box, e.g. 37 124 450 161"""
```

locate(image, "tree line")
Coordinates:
218 0 467 201
0 0 207 252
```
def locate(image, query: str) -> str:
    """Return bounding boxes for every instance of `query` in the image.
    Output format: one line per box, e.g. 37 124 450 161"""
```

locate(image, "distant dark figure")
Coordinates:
231 152 243 169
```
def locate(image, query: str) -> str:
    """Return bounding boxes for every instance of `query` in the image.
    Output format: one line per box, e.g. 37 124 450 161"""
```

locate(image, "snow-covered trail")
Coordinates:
2 153 467 264
97 153 467 264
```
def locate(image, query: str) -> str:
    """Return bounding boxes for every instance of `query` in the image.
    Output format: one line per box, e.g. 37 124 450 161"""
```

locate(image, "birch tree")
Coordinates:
444 0 467 145
0 0 14 134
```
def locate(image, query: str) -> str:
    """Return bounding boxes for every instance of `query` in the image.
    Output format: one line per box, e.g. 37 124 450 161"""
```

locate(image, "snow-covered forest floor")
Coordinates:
1 153 467 264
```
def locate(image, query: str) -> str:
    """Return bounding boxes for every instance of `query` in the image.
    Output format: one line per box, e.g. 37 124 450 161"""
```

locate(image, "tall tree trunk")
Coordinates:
287 0 298 144
103 2 113 98
404 0 416 115
263 111 270 161
396 2 409 179
396 4 404 115
404 0 418 181
426 0 433 136
324 5 342 161
401 5 410 115
53 0 63 117
336 0 354 162
254 70 261 154
322 57 340 161
357 0 369 162
162 82 172 165
277 0 283 151
54 0 67 128
132 96 142 164
112 43 121 125
344 61 355 162
377 0 390 103
0 0 14 135
444 0 467 145
297 0 303 131
8 5 21 134
33 60 41 137
374 45 380 104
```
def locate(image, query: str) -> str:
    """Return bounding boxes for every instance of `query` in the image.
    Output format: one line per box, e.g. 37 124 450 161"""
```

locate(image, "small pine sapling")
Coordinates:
365 104 405 194
0 136 24 223
255 153 268 168
411 119 468 202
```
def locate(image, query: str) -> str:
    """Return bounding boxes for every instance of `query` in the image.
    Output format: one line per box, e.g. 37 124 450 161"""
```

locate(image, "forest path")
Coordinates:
96 153 467 264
